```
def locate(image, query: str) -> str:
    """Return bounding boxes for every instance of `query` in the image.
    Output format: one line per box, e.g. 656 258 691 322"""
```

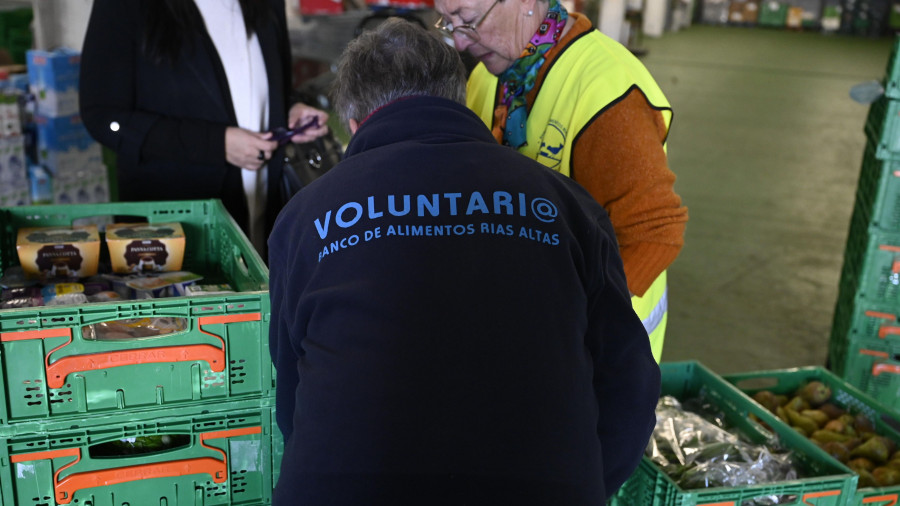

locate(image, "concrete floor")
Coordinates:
638 26 895 374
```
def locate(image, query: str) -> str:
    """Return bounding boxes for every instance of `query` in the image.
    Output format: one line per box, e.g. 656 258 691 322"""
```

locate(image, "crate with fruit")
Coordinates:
726 366 900 504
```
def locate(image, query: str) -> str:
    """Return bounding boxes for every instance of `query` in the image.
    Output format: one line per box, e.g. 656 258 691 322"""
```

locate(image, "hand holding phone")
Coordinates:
269 117 320 146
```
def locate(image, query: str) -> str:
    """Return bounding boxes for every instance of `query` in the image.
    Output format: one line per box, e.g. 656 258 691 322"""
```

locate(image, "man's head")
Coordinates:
331 18 467 133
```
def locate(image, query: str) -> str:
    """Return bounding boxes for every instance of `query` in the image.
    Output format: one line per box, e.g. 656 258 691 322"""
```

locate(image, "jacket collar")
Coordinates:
344 96 497 157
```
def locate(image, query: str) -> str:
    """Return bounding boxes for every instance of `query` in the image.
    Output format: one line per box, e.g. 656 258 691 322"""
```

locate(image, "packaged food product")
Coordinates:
16 225 101 280
105 222 185 273
125 271 202 298
0 285 42 309
40 282 89 306
102 271 202 299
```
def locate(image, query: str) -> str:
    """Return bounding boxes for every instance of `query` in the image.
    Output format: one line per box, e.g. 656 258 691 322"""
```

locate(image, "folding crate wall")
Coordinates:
829 36 900 415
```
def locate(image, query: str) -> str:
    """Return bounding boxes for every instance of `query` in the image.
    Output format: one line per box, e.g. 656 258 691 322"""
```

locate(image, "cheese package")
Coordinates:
16 225 101 279
105 222 186 273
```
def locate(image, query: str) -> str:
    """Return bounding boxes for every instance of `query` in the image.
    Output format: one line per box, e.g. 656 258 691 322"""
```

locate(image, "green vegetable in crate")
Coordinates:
811 429 855 444
785 395 809 412
856 468 879 488
855 413 876 435
785 408 818 436
692 441 745 462
820 441 851 462
798 380 832 406
752 390 781 412
649 396 799 491
800 409 830 427
823 417 851 436
829 413 859 436
873 466 900 486
819 403 845 419
849 435 894 464
775 405 790 424
849 457 877 472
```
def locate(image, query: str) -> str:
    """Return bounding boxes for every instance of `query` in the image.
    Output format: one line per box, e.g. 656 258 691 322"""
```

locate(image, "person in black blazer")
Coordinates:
79 0 329 252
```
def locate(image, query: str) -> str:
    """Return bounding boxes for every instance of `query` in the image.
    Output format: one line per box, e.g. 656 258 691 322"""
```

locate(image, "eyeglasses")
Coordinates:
434 0 501 43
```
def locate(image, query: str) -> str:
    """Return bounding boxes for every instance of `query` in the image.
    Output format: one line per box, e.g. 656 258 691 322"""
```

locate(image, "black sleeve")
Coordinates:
273 0 294 108
79 0 227 170
268 219 302 442
585 213 661 498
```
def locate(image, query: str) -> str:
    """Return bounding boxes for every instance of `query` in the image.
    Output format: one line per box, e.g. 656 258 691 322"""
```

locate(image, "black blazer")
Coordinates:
79 0 291 236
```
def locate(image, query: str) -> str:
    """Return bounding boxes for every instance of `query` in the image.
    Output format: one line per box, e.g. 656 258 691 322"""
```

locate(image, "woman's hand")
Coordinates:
286 103 329 143
226 127 279 170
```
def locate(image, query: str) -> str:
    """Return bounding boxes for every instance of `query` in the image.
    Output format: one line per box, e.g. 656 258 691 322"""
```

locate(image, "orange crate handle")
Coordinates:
44 344 226 389
11 426 261 505
803 490 841 505
863 494 899 506
698 490 841 506
38 313 260 389
873 364 900 377
54 456 226 504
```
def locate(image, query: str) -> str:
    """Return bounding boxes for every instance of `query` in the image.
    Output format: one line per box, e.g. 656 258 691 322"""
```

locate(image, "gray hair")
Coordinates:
331 18 467 130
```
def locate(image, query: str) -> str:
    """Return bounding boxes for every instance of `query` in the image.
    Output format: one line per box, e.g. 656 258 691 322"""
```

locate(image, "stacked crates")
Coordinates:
829 36 900 414
608 361 858 506
0 87 27 207
0 200 281 505
725 366 900 504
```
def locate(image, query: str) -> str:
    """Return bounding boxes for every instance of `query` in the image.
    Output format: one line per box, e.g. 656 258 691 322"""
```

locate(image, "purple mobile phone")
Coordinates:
270 117 320 145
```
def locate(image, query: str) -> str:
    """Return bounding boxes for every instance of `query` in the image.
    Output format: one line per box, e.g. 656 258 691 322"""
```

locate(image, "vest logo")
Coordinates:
537 120 567 171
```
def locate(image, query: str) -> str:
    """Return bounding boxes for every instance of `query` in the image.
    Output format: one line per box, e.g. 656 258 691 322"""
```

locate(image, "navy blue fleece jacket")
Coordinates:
268 96 660 505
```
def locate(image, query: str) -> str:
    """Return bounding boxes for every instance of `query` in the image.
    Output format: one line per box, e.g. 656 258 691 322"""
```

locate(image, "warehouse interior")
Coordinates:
641 26 894 374
0 5 893 374
2 0 900 502
2 0 897 392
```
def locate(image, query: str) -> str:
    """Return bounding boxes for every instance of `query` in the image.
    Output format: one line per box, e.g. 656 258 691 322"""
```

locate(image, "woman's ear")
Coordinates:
349 118 360 134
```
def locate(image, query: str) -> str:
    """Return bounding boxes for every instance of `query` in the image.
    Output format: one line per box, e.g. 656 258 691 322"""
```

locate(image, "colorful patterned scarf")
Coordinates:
492 0 568 148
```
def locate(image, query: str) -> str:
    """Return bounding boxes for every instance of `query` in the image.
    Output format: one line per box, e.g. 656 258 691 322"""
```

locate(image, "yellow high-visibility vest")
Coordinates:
467 27 672 362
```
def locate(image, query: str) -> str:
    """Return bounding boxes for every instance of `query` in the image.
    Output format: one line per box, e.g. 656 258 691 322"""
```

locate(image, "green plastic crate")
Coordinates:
0 398 281 506
866 96 900 161
833 184 900 309
841 338 900 413
885 35 900 100
0 200 273 429
724 367 900 506
839 223 900 306
608 361 857 506
829 292 900 378
853 142 900 233
759 0 790 25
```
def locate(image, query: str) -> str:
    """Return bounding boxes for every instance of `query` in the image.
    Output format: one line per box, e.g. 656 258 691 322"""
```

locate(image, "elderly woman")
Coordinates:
433 0 689 362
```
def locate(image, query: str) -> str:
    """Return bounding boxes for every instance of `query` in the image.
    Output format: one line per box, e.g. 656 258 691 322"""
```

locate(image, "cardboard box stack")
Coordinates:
25 48 109 205
0 74 28 207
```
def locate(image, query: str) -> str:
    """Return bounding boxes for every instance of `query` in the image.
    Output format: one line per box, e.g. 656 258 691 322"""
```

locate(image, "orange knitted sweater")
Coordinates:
524 13 689 296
